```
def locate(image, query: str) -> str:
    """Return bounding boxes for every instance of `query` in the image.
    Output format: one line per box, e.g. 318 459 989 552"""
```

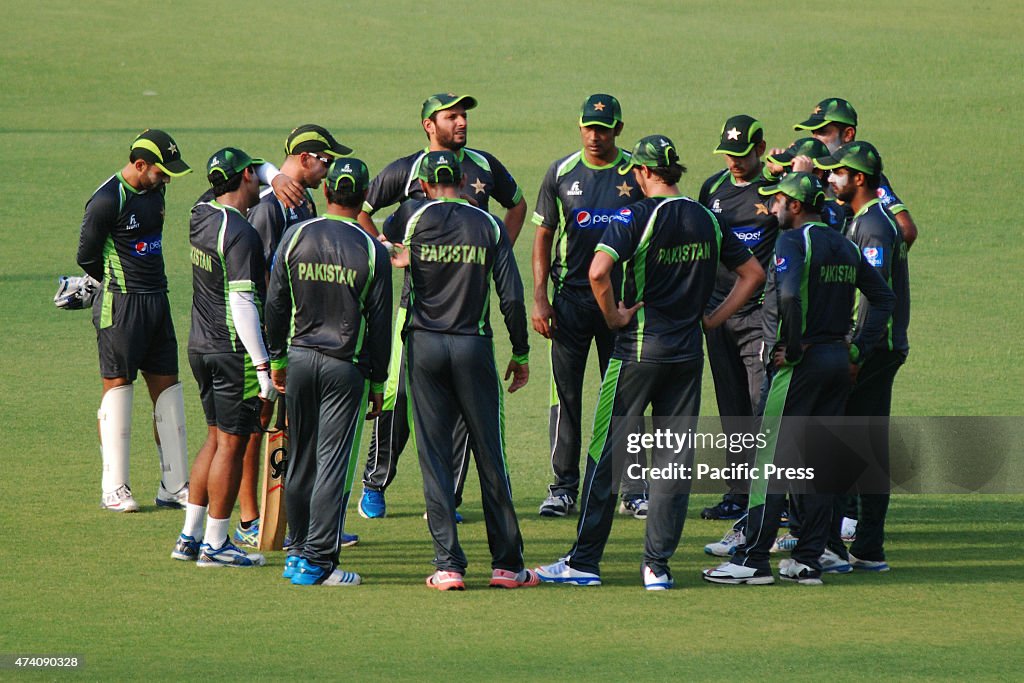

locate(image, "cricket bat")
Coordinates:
257 426 289 551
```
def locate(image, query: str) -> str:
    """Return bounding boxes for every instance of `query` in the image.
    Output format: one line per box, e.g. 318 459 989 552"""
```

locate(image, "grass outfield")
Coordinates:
1 1 1022 680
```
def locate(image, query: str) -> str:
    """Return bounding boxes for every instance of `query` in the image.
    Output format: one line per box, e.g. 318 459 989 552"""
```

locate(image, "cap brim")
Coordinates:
793 117 829 132
580 116 619 129
766 150 795 166
713 142 754 157
758 184 782 196
425 95 478 119
323 144 354 157
813 154 843 170
616 160 637 176
156 158 192 177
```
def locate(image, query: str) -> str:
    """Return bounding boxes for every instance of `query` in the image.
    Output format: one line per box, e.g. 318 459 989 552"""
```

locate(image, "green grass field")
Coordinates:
1 1 1022 680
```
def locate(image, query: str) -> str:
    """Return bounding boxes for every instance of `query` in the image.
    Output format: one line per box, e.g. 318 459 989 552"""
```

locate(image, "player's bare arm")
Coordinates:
531 225 556 337
589 250 642 330
503 197 528 245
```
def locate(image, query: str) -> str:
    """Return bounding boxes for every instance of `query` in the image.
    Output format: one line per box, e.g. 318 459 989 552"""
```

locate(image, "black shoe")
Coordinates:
700 498 746 520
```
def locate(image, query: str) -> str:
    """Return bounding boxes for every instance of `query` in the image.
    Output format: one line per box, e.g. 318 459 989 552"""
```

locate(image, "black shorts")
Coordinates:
93 289 178 380
188 352 261 435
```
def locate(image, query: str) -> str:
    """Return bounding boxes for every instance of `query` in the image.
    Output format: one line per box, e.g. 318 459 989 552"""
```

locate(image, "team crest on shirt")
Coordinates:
567 181 583 196
775 255 788 273
863 246 884 267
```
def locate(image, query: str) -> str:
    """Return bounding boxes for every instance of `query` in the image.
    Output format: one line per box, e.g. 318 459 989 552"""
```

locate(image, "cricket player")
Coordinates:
264 158 392 586
703 172 895 586
697 115 780 520
794 97 919 249
77 129 192 513
231 124 355 549
355 93 527 520
535 135 764 588
531 94 649 519
172 148 272 568
386 151 537 590
816 142 910 571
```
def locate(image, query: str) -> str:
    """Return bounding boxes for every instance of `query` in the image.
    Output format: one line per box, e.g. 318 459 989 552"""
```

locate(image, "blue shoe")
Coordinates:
233 519 260 548
423 510 464 523
197 540 266 568
358 489 386 519
171 533 200 562
282 555 300 580
291 558 326 585
341 532 359 548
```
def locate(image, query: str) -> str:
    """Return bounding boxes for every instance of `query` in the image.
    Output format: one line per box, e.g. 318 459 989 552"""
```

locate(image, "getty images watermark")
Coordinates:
610 416 1024 495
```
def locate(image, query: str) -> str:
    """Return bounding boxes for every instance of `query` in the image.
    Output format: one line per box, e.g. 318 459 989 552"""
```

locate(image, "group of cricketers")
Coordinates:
71 90 911 589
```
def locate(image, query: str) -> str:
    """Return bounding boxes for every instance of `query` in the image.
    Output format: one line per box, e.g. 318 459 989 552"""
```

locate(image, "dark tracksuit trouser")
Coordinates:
406 331 525 574
566 357 702 576
846 348 905 562
549 293 644 500
732 343 851 573
285 347 368 573
362 305 472 504
705 307 765 501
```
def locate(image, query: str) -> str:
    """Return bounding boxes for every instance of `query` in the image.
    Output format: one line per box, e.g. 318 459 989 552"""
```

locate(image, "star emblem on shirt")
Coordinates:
593 101 606 111
616 181 633 197
167 142 178 155
726 127 741 141
755 203 769 215
471 178 486 194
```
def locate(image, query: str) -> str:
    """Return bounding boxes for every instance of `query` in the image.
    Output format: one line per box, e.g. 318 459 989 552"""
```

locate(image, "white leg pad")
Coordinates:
155 382 189 494
99 385 134 492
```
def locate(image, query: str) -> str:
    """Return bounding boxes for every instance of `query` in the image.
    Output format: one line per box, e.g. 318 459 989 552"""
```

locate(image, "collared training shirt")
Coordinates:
363 147 523 217
247 185 317 270
699 167 780 315
264 214 392 387
385 198 529 360
845 199 910 354
187 200 266 355
596 195 753 363
77 172 168 294
531 148 643 307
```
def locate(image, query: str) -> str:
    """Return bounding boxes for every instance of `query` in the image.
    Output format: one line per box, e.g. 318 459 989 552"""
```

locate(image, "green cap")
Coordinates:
325 157 370 193
758 172 825 205
285 124 353 158
206 147 264 185
794 98 858 131
714 114 764 156
766 137 831 167
418 151 462 185
131 129 191 177
421 92 478 120
617 135 680 175
814 141 883 176
579 93 622 128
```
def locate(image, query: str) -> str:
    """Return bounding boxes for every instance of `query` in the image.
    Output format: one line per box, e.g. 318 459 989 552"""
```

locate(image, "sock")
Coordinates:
203 516 230 549
240 517 259 530
181 503 207 540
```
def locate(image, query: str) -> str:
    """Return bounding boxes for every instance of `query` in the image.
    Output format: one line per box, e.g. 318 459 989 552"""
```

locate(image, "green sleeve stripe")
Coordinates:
595 244 619 261
531 211 546 226
511 353 529 365
228 281 257 292
370 381 386 394
270 357 288 370
511 187 523 205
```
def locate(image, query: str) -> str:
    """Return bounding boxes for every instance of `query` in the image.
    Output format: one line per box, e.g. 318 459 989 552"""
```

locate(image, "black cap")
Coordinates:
325 157 370 193
766 137 831 167
421 93 478 120
714 115 764 156
617 135 680 175
417 151 462 185
131 129 191 177
814 141 883 176
285 124 353 158
206 147 264 185
579 94 622 128
794 98 858 131
758 172 826 205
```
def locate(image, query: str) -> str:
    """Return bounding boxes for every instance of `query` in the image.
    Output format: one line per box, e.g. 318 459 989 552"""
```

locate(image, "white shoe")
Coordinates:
101 485 140 513
705 527 745 557
701 562 774 585
778 558 823 585
539 493 575 517
534 559 601 586
618 496 648 519
643 565 673 590
321 568 362 586
156 482 189 509
820 548 852 574
841 516 858 542
848 553 890 572
770 532 798 553
196 541 266 568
